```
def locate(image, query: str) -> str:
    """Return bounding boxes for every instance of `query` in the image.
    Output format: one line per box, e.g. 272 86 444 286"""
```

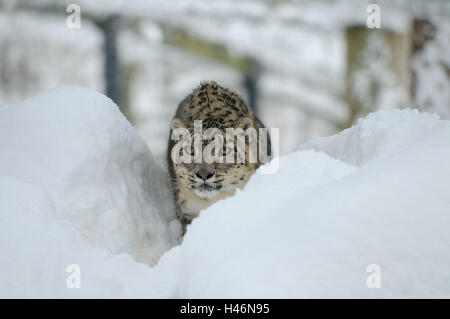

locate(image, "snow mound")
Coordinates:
0 86 180 267
154 108 450 298
0 177 165 298
296 109 445 166
1 89 449 298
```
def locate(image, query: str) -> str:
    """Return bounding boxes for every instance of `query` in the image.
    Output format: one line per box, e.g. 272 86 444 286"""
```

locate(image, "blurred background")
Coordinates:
0 0 449 164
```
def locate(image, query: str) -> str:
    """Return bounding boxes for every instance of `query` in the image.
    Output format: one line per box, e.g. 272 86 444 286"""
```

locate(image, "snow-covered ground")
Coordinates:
1 87 449 298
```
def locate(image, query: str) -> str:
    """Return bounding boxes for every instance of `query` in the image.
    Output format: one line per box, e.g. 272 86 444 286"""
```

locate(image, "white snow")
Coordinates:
159 109 450 298
1 87 450 298
0 86 180 268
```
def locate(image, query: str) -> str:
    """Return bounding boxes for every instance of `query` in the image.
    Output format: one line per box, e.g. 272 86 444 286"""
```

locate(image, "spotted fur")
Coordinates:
167 81 271 234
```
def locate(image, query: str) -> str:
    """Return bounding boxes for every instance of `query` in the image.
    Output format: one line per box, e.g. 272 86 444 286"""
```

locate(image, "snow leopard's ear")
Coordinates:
236 116 254 130
171 118 185 131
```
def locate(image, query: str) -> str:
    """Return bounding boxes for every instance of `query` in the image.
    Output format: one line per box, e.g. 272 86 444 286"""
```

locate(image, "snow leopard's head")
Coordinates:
170 116 258 199
168 81 266 200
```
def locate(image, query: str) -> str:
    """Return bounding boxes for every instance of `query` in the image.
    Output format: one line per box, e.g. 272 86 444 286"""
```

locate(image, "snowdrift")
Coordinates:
1 87 449 298
170 109 450 298
0 86 180 297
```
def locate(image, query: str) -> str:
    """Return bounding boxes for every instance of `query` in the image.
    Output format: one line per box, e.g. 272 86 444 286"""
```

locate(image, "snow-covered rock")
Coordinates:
1 87 449 298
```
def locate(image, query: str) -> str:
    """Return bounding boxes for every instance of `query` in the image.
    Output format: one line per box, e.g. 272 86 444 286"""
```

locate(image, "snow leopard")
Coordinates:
167 81 271 235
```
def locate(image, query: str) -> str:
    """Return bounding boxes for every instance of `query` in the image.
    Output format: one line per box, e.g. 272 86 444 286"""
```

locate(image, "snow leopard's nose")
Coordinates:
195 170 214 181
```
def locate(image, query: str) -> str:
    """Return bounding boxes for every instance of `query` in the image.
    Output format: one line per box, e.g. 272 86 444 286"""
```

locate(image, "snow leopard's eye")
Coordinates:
223 146 233 156
217 145 233 157
179 145 194 156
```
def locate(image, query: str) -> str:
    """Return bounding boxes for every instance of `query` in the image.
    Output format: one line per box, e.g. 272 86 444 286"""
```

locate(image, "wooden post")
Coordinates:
410 18 449 116
345 26 411 128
